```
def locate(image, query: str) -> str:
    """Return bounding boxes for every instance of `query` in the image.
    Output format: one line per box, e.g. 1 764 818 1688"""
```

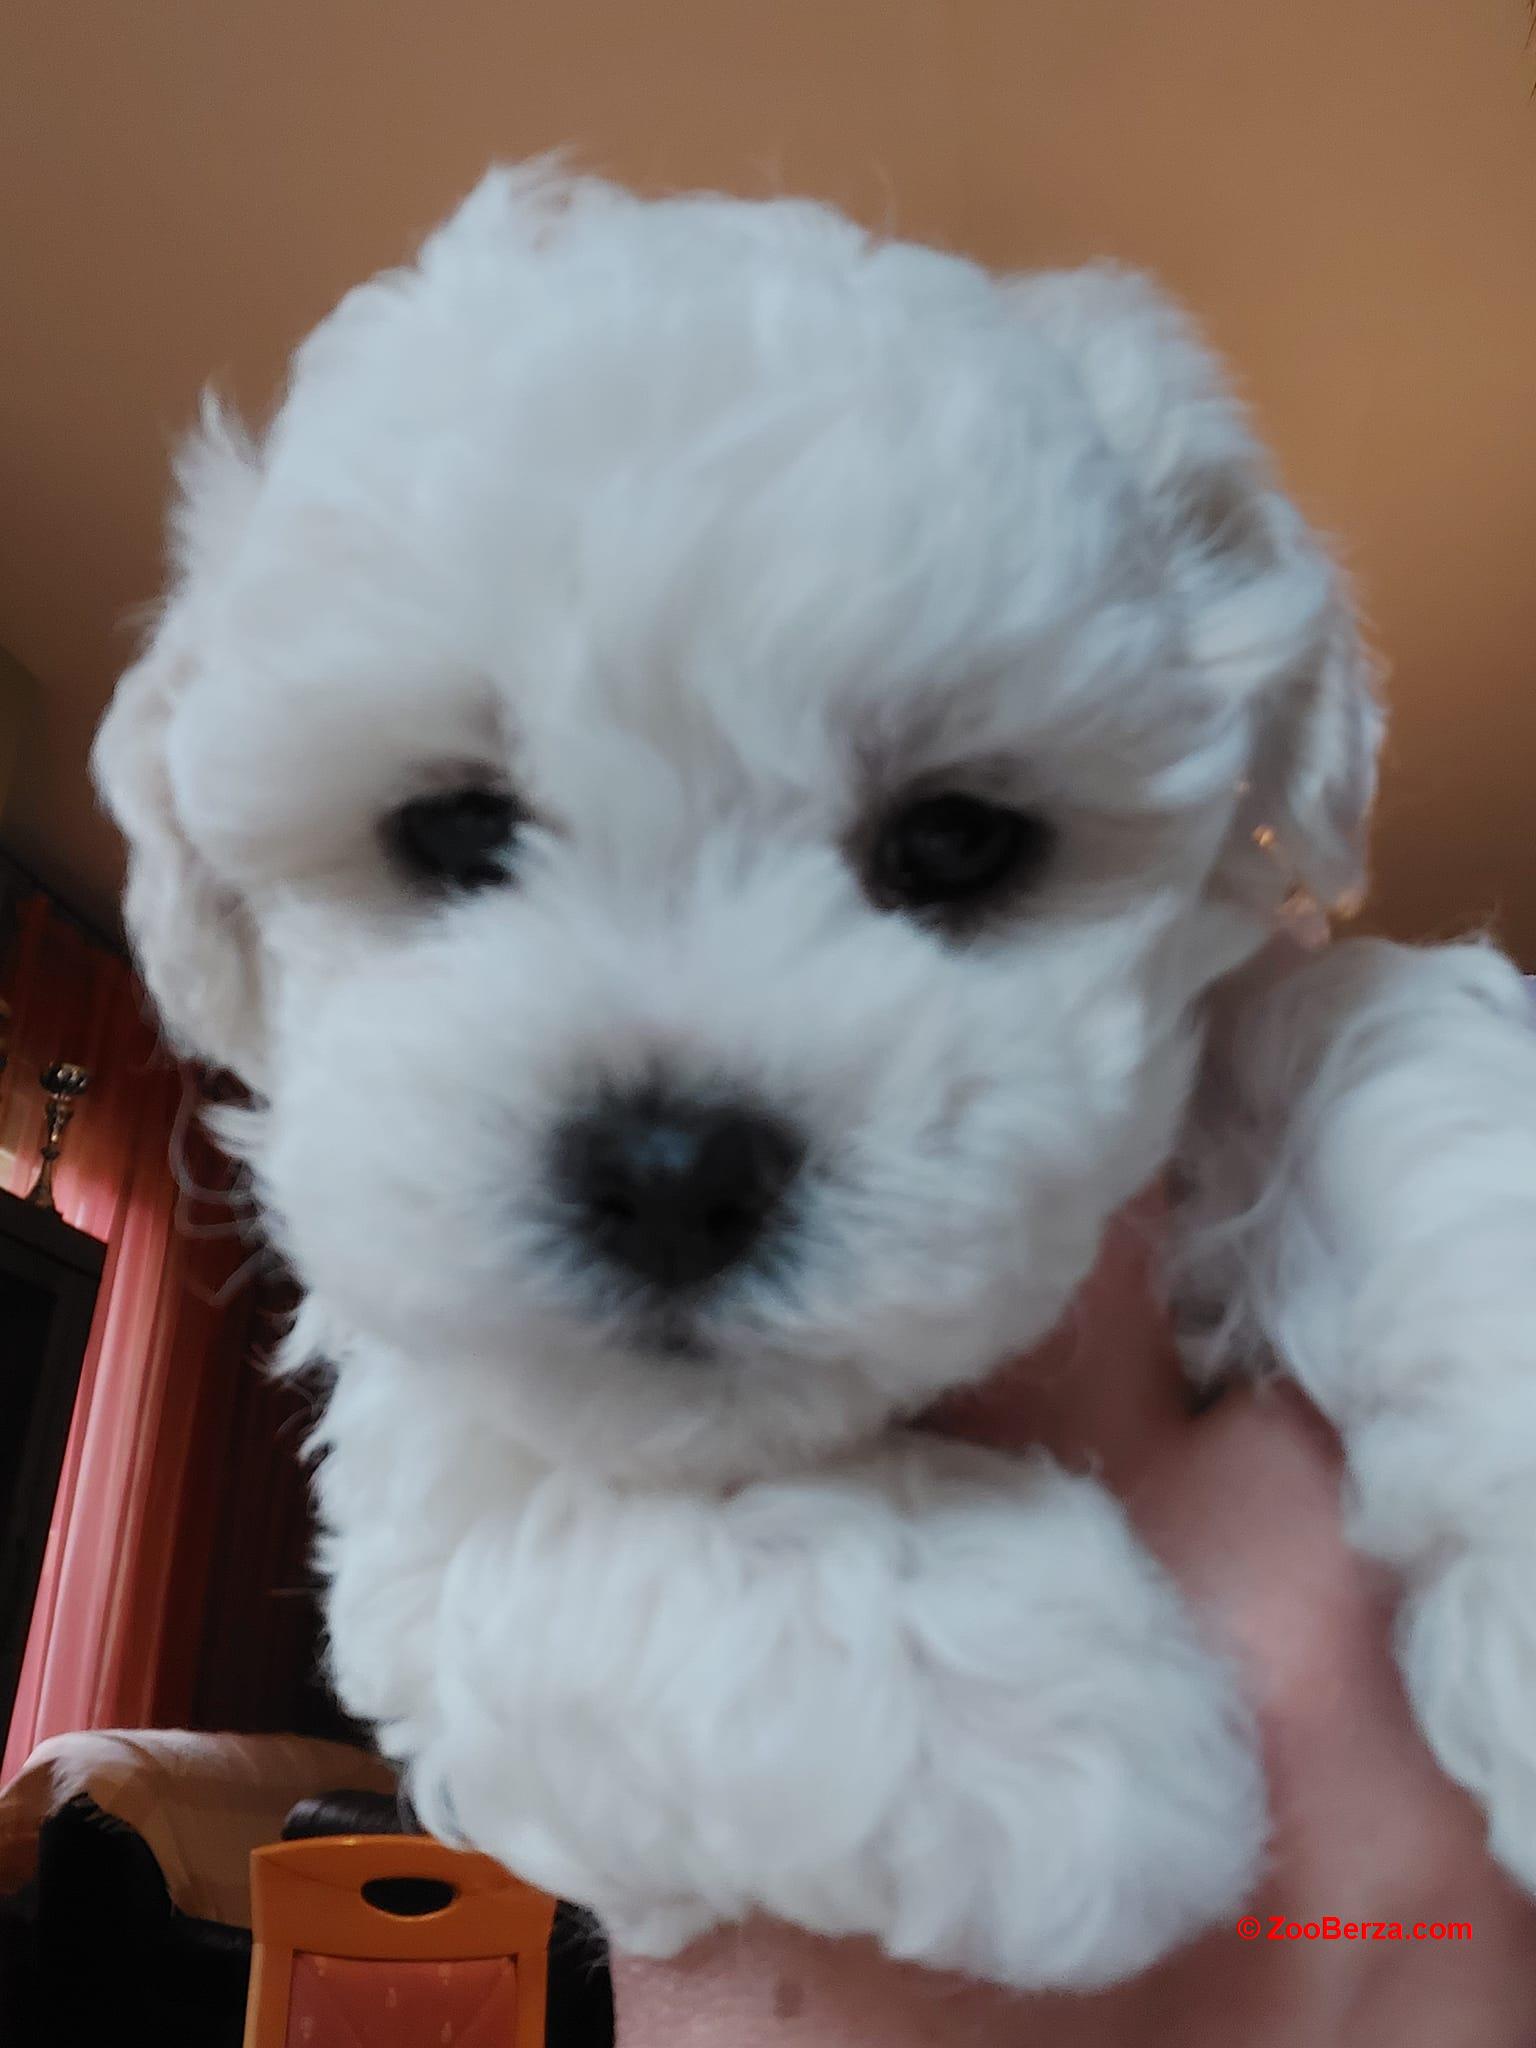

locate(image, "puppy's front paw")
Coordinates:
853 1442 1266 1988
1398 1543 1536 1895
1345 1395 1536 1894
408 1439 1264 1991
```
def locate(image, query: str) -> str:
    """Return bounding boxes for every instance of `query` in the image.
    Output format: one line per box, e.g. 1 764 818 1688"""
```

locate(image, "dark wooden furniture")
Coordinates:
0 1188 103 1748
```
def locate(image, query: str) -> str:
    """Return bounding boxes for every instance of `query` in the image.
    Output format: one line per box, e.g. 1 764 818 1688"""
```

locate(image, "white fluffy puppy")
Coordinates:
94 167 1536 1989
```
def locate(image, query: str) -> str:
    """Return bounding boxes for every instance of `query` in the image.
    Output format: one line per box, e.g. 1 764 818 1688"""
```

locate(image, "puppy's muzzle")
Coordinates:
550 1082 803 1294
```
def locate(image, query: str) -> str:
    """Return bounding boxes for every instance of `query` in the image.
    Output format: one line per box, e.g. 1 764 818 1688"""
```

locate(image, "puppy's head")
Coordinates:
95 168 1380 1483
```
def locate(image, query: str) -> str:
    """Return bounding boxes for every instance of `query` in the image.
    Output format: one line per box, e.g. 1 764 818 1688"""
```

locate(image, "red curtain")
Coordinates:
179 1306 349 1742
0 894 251 1779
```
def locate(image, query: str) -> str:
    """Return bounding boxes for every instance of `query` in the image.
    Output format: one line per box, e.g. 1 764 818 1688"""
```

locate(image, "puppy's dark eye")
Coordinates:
385 786 524 891
866 792 1054 917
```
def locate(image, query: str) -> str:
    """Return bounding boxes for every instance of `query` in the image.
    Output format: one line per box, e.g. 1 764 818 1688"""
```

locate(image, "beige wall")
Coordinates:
1 2 1533 949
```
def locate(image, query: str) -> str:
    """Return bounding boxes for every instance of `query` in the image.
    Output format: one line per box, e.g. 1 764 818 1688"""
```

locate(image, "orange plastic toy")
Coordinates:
242 1833 556 2047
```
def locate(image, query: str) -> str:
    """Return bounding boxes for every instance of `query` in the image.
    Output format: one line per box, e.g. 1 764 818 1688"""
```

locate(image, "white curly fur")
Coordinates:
91 165 1536 1988
1175 934 1536 1895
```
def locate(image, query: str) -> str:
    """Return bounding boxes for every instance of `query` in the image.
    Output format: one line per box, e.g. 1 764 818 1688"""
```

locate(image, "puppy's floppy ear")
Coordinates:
92 398 269 1087
1021 266 1383 916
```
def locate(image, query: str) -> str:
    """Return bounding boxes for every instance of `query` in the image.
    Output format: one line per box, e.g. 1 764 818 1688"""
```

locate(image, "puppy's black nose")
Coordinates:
553 1087 802 1291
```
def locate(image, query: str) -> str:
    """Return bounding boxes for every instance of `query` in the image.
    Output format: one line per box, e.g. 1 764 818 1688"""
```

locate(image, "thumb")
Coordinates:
921 1184 1192 1490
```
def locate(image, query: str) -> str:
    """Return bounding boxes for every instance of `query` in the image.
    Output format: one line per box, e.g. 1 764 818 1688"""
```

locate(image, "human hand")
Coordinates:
613 1206 1536 2047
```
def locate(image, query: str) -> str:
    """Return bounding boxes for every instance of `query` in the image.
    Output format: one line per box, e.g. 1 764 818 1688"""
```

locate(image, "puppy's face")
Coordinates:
96 172 1378 1483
